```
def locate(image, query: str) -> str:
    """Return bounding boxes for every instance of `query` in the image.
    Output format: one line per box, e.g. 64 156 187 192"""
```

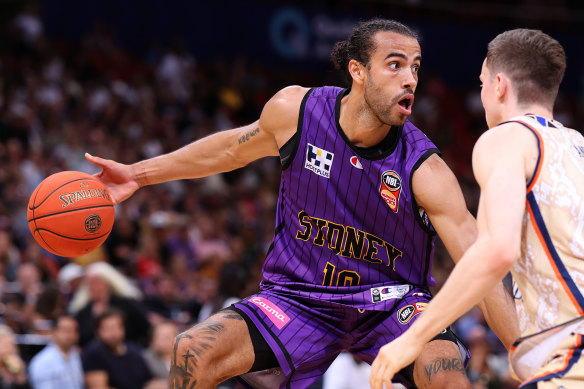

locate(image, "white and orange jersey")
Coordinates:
506 114 584 384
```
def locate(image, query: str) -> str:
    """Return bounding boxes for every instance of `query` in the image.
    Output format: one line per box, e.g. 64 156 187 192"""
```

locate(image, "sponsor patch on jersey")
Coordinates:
350 156 363 169
379 170 402 212
305 143 334 178
249 296 290 330
397 302 427 324
371 284 411 303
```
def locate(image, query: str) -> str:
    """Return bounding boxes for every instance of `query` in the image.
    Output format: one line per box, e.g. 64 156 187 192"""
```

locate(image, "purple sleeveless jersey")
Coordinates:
260 87 440 311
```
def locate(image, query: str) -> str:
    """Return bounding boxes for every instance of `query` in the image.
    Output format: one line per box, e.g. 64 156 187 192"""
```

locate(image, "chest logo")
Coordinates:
350 156 363 169
305 143 334 179
379 170 402 213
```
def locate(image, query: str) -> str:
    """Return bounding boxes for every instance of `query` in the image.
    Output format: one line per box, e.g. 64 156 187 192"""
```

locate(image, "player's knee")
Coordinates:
414 356 471 389
169 330 222 387
418 371 471 389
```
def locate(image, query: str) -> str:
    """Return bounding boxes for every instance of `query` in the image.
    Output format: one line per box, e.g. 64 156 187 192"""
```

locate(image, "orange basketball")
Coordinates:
27 171 115 257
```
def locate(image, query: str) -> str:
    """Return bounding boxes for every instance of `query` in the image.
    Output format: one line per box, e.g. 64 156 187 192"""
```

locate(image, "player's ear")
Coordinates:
348 59 366 85
495 73 508 101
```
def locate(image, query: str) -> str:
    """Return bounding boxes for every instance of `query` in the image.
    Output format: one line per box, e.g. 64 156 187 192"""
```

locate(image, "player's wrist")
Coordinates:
131 161 150 188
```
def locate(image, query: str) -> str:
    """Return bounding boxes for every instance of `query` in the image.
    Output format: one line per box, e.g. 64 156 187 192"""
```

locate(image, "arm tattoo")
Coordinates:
423 358 465 383
238 128 260 144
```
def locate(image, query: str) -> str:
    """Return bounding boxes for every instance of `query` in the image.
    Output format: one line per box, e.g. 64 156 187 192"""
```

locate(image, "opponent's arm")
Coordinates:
86 86 308 203
410 153 519 349
370 123 533 389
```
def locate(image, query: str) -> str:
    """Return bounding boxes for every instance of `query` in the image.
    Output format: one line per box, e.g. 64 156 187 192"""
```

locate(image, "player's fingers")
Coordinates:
85 152 107 168
369 365 382 389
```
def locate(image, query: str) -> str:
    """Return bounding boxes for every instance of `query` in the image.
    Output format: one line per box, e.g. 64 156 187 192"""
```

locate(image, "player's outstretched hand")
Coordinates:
85 153 140 204
369 334 424 389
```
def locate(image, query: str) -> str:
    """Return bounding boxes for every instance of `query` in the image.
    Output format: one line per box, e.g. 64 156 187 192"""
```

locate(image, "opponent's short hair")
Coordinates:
331 19 418 85
486 29 565 107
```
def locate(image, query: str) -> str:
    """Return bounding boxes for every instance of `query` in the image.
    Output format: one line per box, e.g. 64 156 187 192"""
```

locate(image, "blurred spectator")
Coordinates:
142 321 177 381
197 263 245 322
7 264 44 333
11 2 43 48
69 262 150 347
81 308 153 389
57 263 84 306
28 316 83 389
0 228 19 283
143 273 200 327
0 325 28 389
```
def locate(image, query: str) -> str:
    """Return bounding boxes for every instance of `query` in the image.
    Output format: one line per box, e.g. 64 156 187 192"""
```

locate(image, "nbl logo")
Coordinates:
305 143 334 179
379 170 402 213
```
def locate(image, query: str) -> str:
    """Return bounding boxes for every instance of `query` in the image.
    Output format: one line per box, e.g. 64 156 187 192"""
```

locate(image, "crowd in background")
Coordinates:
0 3 583 389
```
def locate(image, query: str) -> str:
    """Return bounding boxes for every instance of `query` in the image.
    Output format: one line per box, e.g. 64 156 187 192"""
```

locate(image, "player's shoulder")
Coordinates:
260 85 311 135
268 85 311 107
475 120 537 154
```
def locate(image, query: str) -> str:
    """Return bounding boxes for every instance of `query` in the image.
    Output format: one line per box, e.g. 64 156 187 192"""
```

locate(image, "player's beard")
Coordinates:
364 75 410 127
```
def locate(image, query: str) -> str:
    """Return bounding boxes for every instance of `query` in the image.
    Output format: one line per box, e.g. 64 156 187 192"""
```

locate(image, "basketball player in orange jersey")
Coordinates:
86 19 519 389
370 29 584 389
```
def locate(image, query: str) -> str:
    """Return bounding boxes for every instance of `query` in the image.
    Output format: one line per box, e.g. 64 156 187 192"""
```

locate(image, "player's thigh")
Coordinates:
172 309 255 382
413 339 470 389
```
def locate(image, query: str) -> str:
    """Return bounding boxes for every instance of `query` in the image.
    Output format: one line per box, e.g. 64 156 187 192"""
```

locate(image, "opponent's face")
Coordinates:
363 31 421 126
479 59 500 129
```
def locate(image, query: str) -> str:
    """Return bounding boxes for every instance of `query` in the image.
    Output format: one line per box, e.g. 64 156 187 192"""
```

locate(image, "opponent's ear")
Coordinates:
495 73 508 101
348 59 366 85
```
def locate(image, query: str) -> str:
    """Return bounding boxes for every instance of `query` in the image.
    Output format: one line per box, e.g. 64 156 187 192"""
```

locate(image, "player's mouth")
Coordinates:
397 94 414 116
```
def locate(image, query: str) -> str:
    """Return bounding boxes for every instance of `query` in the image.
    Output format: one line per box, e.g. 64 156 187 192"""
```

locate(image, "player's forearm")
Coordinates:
130 126 266 187
477 283 520 349
407 239 515 345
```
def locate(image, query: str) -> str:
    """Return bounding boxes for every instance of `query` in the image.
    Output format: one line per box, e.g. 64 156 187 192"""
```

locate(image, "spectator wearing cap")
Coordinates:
69 262 150 347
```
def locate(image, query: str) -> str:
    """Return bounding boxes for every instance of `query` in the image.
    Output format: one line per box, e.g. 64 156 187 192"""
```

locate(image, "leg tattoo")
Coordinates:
169 311 245 389
423 357 465 383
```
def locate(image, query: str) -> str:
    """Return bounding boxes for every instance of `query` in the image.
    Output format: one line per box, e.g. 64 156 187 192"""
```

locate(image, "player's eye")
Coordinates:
388 62 398 70
412 64 420 73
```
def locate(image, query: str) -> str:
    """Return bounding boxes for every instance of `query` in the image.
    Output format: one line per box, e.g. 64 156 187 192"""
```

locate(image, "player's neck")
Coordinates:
503 102 554 122
339 91 393 148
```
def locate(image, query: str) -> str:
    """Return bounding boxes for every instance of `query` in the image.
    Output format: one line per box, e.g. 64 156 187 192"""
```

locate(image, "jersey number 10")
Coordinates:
323 262 361 286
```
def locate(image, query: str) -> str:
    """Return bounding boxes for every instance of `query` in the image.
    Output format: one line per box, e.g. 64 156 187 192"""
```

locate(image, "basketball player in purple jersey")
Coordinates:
87 19 518 388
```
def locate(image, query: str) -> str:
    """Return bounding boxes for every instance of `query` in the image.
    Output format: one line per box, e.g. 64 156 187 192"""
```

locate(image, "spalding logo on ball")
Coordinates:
27 171 115 257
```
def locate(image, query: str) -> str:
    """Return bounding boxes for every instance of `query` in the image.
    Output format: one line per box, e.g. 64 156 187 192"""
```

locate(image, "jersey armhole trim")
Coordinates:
498 120 543 193
280 87 315 170
410 148 441 234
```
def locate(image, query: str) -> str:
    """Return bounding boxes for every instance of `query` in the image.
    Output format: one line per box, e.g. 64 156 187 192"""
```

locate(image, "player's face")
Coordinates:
479 59 500 128
363 31 421 126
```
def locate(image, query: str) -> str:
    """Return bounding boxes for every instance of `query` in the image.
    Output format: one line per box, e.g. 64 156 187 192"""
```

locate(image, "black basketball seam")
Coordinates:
30 180 56 253
28 177 104 210
27 204 114 223
33 230 63 256
30 228 112 241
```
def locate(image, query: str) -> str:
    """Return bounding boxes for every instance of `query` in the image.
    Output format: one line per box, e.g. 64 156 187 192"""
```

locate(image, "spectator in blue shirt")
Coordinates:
28 316 83 389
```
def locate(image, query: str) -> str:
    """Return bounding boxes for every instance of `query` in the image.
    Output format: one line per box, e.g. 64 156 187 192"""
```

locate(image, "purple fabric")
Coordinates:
261 86 439 311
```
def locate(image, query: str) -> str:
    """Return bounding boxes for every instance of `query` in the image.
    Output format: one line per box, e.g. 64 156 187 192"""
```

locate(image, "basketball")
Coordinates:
27 171 115 257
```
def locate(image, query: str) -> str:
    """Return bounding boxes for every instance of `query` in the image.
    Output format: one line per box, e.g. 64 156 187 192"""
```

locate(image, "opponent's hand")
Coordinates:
85 153 140 204
369 334 424 389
